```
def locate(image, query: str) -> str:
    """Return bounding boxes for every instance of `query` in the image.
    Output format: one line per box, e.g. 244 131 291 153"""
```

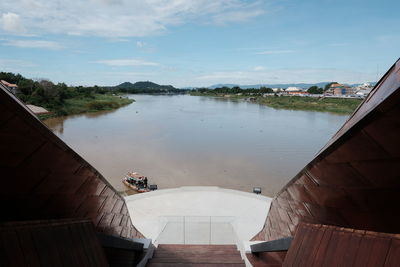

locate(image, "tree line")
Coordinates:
0 72 110 111
193 85 326 95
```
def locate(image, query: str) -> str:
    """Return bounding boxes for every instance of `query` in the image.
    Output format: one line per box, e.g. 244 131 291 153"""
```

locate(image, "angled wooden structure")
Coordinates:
253 58 400 242
283 223 400 267
0 84 141 239
0 83 146 266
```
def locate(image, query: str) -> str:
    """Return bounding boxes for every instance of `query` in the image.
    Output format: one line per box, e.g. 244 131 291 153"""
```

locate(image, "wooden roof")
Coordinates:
254 58 400 241
0 83 142 239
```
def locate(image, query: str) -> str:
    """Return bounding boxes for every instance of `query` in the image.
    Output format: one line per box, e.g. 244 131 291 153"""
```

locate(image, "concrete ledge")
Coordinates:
125 186 272 244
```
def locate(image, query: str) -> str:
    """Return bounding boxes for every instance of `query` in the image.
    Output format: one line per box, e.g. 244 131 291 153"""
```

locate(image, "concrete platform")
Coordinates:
125 186 271 245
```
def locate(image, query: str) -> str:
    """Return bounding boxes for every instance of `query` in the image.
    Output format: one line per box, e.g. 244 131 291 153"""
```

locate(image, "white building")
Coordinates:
285 87 302 92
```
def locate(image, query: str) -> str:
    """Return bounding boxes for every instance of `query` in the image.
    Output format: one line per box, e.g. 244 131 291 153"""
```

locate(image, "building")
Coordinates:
326 83 354 96
285 86 302 92
0 80 19 94
353 82 374 97
285 87 307 95
26 104 51 115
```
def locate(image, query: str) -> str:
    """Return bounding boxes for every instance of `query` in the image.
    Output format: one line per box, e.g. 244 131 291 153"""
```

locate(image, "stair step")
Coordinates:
147 244 245 266
156 245 238 252
152 254 243 260
157 244 237 250
147 263 245 267
149 256 244 264
154 251 241 257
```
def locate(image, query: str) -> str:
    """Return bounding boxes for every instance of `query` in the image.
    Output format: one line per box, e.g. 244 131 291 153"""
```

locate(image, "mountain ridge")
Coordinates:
115 81 176 90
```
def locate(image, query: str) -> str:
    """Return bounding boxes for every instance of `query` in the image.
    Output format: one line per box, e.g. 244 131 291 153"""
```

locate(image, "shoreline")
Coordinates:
38 94 134 120
190 93 362 114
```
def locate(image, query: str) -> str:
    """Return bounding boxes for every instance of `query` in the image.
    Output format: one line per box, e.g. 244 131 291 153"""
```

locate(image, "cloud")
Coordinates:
96 59 160 66
2 39 63 49
328 43 348 47
0 58 36 68
256 50 295 55
253 66 266 71
0 0 265 37
136 41 146 48
1 12 25 33
213 9 265 25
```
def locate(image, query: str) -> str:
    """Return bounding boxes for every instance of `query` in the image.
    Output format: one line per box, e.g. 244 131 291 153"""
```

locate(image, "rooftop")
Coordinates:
0 80 17 88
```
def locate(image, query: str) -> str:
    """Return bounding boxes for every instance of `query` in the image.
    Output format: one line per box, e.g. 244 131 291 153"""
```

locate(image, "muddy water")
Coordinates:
44 94 348 196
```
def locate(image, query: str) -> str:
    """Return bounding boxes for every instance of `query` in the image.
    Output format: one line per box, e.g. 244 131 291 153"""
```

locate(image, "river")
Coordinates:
44 94 348 196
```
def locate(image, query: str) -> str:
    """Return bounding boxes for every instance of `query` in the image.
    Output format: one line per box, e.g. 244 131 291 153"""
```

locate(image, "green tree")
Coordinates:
307 86 323 94
260 87 273 93
324 82 337 91
17 79 34 95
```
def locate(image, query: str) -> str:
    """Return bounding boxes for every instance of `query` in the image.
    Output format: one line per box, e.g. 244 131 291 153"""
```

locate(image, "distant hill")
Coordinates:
115 81 176 91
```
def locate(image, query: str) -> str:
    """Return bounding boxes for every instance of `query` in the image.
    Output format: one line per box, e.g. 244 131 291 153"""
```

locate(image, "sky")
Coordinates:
0 0 399 87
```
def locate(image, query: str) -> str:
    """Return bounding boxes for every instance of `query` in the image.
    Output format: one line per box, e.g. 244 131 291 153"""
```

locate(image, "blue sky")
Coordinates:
0 0 399 87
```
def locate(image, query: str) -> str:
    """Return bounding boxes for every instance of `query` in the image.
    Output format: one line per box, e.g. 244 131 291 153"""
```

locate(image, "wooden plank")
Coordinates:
0 230 25 267
292 224 317 266
67 223 92 266
31 227 63 266
365 236 391 267
353 235 376 267
16 228 42 267
300 224 326 267
48 225 79 267
329 228 353 266
383 238 400 267
309 224 334 267
282 223 309 266
320 228 343 266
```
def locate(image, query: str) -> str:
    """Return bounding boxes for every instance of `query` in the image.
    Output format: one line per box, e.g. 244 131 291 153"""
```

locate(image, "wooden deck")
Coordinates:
0 219 108 267
147 244 245 266
288 223 400 267
247 222 400 266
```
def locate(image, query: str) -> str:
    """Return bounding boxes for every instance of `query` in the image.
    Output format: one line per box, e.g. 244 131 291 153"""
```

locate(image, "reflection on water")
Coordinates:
45 109 120 135
44 94 348 196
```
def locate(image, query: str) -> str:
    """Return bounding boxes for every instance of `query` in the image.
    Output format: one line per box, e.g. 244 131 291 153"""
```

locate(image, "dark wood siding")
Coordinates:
0 219 108 267
283 223 400 267
254 59 400 241
0 84 142 239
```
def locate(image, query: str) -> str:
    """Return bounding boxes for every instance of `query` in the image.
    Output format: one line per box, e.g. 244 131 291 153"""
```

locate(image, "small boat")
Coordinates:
122 172 150 193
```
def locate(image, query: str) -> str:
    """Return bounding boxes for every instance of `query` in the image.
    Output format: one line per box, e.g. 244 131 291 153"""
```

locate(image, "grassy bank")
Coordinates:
38 94 134 120
191 93 362 114
256 96 362 114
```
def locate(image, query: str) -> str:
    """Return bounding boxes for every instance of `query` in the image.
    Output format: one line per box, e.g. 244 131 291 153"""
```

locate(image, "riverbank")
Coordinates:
38 94 134 120
190 93 362 114
45 94 348 196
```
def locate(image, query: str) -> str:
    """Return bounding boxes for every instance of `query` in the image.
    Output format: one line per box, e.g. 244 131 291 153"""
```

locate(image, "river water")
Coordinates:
44 94 348 196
